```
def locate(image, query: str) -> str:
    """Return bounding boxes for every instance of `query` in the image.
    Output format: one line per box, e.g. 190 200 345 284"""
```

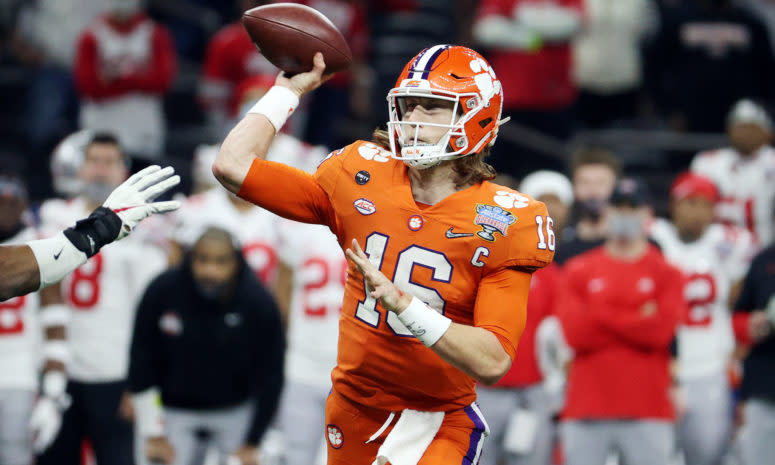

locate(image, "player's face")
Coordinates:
0 195 25 233
80 143 128 186
400 96 457 145
191 238 240 299
728 123 772 155
538 193 570 233
604 204 649 241
671 196 715 240
573 164 617 203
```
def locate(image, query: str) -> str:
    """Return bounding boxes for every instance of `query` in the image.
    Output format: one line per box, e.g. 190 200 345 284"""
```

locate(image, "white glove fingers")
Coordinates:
149 200 181 213
134 166 176 193
125 165 162 186
141 174 181 201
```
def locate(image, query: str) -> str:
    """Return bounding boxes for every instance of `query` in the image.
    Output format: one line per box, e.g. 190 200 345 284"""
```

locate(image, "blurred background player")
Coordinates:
36 132 167 465
129 227 284 465
272 215 346 465
650 172 755 465
0 173 68 464
732 233 775 465
691 99 775 247
50 129 93 200
557 178 685 465
475 171 570 465
198 0 278 138
555 147 620 264
73 0 177 167
473 0 582 178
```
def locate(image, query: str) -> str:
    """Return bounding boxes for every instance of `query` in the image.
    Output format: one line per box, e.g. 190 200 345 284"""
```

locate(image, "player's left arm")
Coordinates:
345 240 528 385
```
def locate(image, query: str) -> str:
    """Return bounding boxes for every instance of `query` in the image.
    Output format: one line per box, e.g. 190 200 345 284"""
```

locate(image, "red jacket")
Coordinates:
74 13 176 101
476 0 581 110
557 246 685 420
496 263 560 387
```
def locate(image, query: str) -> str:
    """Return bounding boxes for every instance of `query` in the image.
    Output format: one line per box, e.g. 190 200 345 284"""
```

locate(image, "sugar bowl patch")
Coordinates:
474 204 516 241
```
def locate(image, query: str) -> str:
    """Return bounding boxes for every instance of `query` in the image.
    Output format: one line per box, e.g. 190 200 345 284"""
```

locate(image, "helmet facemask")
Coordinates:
387 86 483 170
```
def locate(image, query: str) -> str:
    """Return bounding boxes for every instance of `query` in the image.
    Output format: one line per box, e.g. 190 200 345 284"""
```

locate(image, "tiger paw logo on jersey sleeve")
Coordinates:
357 143 390 162
493 191 529 209
474 204 517 241
326 424 343 449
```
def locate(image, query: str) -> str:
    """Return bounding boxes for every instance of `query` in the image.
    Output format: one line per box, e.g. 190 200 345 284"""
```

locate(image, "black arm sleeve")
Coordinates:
244 290 286 445
128 273 166 393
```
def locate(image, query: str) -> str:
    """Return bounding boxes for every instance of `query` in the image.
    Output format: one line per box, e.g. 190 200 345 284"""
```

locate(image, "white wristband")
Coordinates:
43 340 71 365
132 388 165 437
28 233 87 289
40 304 70 328
397 297 452 347
41 370 67 399
247 85 300 132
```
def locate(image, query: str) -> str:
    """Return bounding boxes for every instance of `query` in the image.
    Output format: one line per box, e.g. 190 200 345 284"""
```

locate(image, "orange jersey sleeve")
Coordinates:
237 158 337 229
473 267 532 360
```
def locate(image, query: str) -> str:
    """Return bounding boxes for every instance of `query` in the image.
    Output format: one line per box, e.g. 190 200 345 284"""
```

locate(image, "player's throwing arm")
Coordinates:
0 166 180 301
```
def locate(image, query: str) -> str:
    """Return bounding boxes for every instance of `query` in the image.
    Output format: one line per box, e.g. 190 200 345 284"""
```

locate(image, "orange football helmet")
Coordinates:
387 44 505 169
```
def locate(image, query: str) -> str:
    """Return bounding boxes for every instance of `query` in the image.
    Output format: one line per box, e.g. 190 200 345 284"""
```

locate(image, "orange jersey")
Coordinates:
238 140 554 411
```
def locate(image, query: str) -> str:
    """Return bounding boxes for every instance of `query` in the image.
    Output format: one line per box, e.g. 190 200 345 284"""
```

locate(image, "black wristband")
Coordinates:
63 207 122 257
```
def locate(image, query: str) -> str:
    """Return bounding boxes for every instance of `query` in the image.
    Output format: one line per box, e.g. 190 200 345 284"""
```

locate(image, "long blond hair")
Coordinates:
371 128 496 188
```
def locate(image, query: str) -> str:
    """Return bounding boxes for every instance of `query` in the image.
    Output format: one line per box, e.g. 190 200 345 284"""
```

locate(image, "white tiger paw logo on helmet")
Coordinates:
494 191 530 209
469 58 502 104
327 424 343 449
358 143 390 163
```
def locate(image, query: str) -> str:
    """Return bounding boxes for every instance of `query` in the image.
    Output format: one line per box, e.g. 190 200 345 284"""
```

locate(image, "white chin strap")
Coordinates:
400 144 444 169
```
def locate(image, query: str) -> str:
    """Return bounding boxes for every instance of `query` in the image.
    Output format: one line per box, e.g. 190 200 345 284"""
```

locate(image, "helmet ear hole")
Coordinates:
478 117 493 128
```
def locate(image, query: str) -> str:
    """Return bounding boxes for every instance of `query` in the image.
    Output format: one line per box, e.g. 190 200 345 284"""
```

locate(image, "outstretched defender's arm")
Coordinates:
0 245 41 301
0 166 180 302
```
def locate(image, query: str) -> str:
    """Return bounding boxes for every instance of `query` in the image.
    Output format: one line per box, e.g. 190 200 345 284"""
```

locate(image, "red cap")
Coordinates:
669 172 720 203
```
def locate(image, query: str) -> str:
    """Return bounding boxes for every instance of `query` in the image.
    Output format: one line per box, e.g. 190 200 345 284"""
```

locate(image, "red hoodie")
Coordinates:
557 246 685 420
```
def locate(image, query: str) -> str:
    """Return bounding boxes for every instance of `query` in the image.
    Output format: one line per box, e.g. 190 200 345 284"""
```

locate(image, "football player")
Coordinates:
213 45 554 464
35 133 169 465
273 218 346 465
0 173 67 465
650 172 755 465
691 99 775 246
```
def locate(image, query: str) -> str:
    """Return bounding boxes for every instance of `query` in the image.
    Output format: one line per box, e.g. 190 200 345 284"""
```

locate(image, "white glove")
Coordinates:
29 397 64 453
103 165 181 240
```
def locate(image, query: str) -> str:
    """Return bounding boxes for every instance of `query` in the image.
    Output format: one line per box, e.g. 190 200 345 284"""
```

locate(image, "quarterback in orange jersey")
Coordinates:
213 45 555 465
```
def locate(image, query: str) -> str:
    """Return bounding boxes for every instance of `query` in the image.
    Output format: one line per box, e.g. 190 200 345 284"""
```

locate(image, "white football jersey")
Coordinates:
691 146 775 246
39 197 167 382
277 220 345 389
174 188 281 285
0 227 41 390
173 133 328 286
650 219 754 380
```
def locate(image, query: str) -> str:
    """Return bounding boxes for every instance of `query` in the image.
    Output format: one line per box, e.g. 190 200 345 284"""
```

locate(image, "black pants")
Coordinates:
37 380 135 465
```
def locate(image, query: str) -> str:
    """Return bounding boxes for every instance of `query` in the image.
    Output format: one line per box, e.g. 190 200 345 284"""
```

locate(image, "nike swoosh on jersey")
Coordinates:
53 247 63 260
445 227 474 239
